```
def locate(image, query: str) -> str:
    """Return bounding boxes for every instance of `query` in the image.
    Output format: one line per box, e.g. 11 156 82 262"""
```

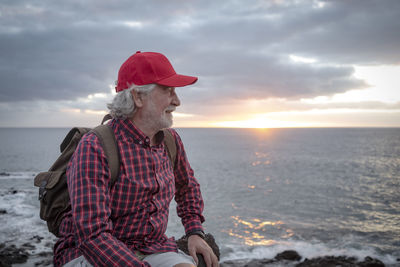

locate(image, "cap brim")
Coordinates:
156 74 198 87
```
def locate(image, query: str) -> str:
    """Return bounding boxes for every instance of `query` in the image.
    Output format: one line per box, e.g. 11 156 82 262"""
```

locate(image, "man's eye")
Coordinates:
165 87 175 94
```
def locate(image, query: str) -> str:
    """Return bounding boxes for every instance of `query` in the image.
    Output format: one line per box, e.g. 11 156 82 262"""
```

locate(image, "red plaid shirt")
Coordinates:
54 118 204 266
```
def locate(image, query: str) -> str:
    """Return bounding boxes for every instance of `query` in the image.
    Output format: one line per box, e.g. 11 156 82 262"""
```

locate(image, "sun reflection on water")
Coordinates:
225 228 278 246
251 160 271 166
251 151 272 166
226 216 293 246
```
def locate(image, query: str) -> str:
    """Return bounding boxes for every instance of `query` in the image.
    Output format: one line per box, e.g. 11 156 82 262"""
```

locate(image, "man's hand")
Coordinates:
187 235 219 267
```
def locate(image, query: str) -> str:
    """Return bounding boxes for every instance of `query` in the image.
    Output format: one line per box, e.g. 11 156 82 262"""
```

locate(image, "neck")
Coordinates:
129 115 158 146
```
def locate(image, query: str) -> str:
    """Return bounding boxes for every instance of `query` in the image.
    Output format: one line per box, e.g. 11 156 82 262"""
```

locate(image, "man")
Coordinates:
54 51 219 267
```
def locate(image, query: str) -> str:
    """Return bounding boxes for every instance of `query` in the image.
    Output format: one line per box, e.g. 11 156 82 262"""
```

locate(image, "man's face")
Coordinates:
141 85 181 130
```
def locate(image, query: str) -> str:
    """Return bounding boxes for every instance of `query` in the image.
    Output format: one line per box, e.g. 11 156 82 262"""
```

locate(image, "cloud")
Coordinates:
190 51 366 100
280 1 400 64
0 0 399 127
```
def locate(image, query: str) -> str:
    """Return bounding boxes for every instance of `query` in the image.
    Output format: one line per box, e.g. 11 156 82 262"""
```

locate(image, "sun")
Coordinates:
212 116 310 128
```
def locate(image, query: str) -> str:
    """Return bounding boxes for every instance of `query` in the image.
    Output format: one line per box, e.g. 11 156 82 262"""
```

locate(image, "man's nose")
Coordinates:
171 90 181 106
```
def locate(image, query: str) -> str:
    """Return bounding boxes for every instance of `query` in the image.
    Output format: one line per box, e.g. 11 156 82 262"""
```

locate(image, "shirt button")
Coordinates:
139 141 143 145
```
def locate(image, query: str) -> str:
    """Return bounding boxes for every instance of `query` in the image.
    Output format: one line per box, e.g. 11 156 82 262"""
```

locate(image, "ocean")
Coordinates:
0 127 399 266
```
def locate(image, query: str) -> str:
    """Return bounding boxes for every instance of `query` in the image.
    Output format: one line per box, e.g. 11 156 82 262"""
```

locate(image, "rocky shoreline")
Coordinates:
0 240 392 267
0 206 395 267
220 250 387 267
0 236 53 267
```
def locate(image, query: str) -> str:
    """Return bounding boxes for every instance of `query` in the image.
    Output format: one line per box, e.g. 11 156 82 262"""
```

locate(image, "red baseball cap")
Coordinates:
115 51 198 92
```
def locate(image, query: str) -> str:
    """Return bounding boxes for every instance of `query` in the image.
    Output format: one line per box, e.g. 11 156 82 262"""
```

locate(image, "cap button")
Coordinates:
136 51 141 54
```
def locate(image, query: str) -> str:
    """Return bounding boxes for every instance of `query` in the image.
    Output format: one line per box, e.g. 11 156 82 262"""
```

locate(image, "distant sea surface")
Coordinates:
0 127 399 266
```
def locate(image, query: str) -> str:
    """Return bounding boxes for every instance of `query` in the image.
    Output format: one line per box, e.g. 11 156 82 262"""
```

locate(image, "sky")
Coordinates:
1 0 400 128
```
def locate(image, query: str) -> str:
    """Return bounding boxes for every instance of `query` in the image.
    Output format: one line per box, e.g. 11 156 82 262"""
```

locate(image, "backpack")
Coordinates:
34 114 177 237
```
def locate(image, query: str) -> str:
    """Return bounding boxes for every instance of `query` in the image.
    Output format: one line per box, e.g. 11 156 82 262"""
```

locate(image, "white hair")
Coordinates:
107 83 157 119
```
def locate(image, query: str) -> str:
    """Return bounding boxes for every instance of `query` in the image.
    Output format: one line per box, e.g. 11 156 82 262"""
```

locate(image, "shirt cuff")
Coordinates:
184 219 204 235
186 230 205 239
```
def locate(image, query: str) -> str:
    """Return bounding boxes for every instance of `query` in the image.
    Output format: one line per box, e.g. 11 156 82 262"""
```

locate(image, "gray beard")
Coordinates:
144 110 173 131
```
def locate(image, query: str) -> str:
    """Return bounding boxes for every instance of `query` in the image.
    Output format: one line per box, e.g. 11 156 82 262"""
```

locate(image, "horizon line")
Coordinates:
1 126 399 129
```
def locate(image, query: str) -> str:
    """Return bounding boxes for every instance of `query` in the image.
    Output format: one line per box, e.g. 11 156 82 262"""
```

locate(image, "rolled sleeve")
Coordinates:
169 129 205 234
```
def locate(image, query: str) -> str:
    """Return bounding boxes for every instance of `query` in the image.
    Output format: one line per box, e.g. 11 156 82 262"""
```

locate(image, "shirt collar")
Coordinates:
112 118 165 146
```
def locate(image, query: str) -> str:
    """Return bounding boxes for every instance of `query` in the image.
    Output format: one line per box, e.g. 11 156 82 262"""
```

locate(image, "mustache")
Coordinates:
165 106 176 112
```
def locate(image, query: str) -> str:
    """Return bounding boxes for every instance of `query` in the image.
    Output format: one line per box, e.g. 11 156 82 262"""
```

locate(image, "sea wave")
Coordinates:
0 171 37 179
221 240 399 265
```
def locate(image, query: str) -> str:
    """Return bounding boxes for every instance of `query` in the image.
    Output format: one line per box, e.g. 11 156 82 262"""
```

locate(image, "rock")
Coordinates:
32 252 53 266
0 244 29 267
22 243 36 250
34 258 53 266
176 233 220 267
359 256 385 267
295 255 385 267
275 250 302 261
30 235 44 243
36 251 53 258
296 256 355 266
220 259 249 267
8 189 18 194
176 233 221 260
244 258 275 267
220 251 386 267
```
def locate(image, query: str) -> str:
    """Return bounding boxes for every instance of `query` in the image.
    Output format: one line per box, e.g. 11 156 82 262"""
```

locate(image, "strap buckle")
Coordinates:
38 180 47 200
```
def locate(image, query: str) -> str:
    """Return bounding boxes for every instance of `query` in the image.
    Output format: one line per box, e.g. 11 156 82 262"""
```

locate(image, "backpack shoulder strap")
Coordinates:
92 124 120 187
60 127 91 153
163 129 177 170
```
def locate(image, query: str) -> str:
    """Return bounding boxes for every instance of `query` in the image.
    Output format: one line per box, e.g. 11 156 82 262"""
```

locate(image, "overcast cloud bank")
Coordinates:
1 0 399 127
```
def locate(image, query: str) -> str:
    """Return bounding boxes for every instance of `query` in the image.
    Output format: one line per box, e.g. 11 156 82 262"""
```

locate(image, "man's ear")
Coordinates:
131 90 144 108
